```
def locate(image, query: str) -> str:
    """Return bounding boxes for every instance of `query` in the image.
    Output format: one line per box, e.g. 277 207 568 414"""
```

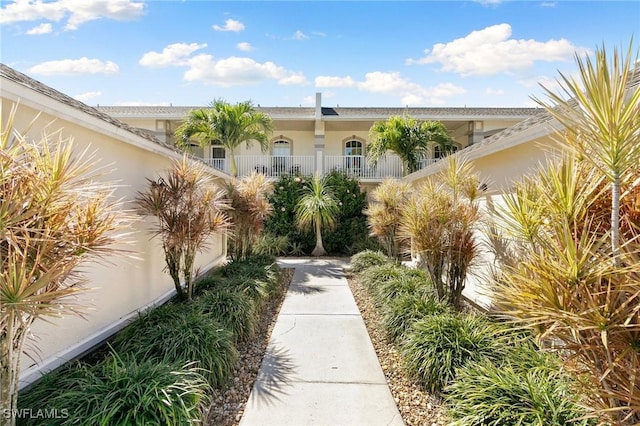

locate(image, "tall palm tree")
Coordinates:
368 115 454 176
175 99 274 177
295 174 339 256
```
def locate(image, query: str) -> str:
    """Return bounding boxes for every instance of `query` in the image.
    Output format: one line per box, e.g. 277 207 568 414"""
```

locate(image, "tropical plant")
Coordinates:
368 115 454 176
401 313 509 393
382 293 451 342
18 352 210 426
491 42 640 423
196 288 258 343
445 346 594 426
224 172 273 260
348 250 393 273
295 173 339 256
109 302 238 387
0 106 132 424
254 233 289 257
365 178 413 259
136 156 230 301
174 99 273 177
400 156 482 308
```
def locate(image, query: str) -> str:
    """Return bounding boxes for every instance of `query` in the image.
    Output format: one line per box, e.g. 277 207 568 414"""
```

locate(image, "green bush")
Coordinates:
109 303 238 387
382 293 451 342
372 268 432 306
18 353 209 426
253 232 289 257
446 346 594 426
401 314 508 392
196 288 258 342
349 250 392 273
264 171 369 255
359 263 405 294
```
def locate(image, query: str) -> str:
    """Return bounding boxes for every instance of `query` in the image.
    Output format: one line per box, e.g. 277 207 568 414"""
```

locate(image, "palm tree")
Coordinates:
368 115 454 176
295 173 339 256
224 172 274 260
532 41 640 263
1 105 133 424
175 99 273 177
136 156 230 301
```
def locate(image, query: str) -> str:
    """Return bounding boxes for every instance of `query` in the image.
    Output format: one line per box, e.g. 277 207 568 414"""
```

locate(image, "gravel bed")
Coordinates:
346 272 451 426
205 268 294 426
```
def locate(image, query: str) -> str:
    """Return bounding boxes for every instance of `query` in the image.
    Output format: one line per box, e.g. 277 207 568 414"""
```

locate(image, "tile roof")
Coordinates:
0 63 178 152
95 105 541 121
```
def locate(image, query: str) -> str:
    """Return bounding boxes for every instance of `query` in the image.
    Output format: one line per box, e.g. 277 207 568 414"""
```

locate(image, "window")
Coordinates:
209 142 226 171
272 139 291 174
345 140 364 175
434 144 458 159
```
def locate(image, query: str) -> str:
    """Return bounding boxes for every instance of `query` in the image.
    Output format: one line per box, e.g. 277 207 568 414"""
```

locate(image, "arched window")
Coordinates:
271 139 292 175
344 139 364 175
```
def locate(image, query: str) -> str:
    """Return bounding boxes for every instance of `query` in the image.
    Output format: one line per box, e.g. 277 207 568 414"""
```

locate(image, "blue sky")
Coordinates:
1 1 638 108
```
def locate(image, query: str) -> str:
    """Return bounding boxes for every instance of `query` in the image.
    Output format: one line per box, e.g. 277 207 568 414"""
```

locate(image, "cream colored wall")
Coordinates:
233 130 316 156
2 99 227 386
324 131 370 155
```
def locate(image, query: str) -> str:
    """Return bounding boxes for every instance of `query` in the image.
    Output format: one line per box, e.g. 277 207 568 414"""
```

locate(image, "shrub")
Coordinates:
401 314 508 392
349 250 392 273
372 269 432 307
254 232 289 257
109 303 238 387
446 346 594 426
19 353 210 426
359 263 405 294
196 288 258 343
382 293 451 342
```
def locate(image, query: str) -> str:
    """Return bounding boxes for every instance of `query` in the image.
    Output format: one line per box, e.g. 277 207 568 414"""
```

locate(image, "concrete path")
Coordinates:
239 258 404 426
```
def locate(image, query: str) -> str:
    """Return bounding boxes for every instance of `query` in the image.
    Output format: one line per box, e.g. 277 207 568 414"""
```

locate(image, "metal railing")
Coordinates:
204 154 440 179
324 155 404 179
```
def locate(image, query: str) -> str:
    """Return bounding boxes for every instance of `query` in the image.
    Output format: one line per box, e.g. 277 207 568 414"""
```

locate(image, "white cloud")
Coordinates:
212 18 244 32
406 23 586 76
484 87 505 95
74 91 102 102
315 76 356 88
26 22 51 34
315 71 465 105
541 2 557 7
183 54 308 87
28 57 119 75
0 0 146 30
237 42 253 52
139 42 207 67
312 31 326 37
291 30 308 40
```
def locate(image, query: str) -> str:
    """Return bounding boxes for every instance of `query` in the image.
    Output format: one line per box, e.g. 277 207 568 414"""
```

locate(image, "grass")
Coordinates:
382 293 451 342
445 346 594 426
196 288 258 343
348 250 394 273
18 352 210 426
109 302 238 388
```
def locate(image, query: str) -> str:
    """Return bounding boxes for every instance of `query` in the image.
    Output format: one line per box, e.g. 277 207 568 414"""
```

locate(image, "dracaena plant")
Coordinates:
1 104 133 426
136 156 230 301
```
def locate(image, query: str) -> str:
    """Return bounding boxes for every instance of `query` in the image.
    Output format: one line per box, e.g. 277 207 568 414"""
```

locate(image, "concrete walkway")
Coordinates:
239 258 404 426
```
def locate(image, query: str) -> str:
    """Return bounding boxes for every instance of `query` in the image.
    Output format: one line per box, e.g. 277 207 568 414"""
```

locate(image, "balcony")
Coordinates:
204 155 315 178
204 154 439 179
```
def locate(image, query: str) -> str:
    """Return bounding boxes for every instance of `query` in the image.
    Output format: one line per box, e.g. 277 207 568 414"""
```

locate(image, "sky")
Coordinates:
1 1 638 108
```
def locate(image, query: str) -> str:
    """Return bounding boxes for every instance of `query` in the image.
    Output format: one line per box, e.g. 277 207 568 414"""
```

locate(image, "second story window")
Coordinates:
273 140 291 157
345 140 363 157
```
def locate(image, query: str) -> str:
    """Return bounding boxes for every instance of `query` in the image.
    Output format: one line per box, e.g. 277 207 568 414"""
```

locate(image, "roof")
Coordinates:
0 63 176 152
95 105 542 122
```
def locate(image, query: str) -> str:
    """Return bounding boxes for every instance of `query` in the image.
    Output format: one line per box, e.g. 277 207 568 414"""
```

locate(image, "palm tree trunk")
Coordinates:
611 176 620 266
311 217 326 256
229 153 238 177
1 313 30 426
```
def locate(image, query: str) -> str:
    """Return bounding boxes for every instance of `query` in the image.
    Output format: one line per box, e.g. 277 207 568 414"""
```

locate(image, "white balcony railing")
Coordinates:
205 155 315 178
204 154 439 179
324 155 405 179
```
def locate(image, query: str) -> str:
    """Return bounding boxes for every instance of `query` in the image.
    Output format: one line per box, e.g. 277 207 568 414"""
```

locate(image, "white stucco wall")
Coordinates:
1 95 229 389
